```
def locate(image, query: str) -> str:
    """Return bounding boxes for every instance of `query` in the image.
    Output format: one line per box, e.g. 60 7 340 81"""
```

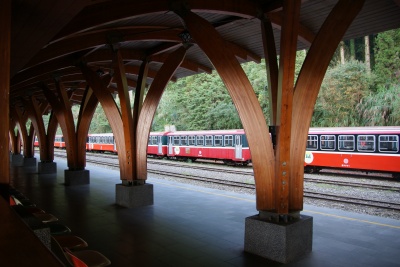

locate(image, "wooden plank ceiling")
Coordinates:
9 0 400 111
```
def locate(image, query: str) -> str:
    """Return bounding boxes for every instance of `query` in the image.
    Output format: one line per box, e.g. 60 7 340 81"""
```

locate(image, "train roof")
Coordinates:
309 126 400 134
87 133 114 137
162 129 245 136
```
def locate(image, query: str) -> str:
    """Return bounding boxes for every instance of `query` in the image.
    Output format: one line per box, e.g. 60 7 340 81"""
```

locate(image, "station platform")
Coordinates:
9 158 400 267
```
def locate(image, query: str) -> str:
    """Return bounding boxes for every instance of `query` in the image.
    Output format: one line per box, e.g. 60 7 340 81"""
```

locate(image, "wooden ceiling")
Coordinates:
9 0 400 110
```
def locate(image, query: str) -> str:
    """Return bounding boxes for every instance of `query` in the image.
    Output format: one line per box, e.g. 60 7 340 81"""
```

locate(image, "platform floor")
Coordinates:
10 158 400 267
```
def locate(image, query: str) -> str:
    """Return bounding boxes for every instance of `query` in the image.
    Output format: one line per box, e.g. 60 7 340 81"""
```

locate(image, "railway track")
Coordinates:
53 150 400 192
53 152 400 212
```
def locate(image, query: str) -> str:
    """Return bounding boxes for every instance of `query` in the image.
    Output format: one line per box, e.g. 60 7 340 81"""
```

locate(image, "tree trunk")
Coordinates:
365 35 371 74
340 41 345 64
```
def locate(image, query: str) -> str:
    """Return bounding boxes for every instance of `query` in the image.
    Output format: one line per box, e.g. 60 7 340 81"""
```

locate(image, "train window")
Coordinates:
214 135 223 147
148 136 156 145
320 135 335 150
205 135 213 146
148 136 151 145
338 135 355 151
357 135 375 152
173 136 180 145
181 136 188 146
224 135 233 147
306 135 318 150
196 135 204 146
379 135 398 153
188 136 196 146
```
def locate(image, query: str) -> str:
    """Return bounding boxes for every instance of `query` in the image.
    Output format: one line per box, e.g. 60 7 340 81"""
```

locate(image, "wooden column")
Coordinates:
175 9 276 211
11 107 35 158
41 81 98 171
290 0 365 211
75 87 99 167
0 0 10 198
132 60 149 181
42 81 81 170
23 97 55 162
273 0 301 214
112 49 135 180
80 66 131 179
9 126 21 155
136 47 187 180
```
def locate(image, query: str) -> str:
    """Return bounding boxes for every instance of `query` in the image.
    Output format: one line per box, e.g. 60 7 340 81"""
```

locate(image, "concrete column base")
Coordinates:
38 162 57 174
116 183 154 208
11 154 24 166
23 157 37 168
64 169 90 185
244 214 313 264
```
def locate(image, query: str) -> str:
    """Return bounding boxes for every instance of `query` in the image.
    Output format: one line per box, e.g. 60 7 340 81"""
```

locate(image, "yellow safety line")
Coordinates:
304 210 400 229
153 180 400 230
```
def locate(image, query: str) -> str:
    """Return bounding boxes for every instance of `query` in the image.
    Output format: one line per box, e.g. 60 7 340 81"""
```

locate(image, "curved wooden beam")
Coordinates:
46 111 58 161
290 0 365 210
27 27 183 69
261 16 279 126
136 46 187 180
76 86 99 167
55 0 258 39
175 9 276 211
41 81 80 169
80 65 132 180
112 49 136 178
12 106 35 158
10 108 26 155
267 11 315 46
22 96 53 162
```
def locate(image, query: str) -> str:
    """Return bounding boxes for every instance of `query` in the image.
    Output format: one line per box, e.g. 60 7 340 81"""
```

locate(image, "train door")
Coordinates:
235 135 242 159
157 136 163 154
168 136 173 155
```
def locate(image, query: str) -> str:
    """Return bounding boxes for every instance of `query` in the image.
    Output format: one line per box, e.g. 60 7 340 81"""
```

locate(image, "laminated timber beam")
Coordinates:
22 96 56 163
136 46 187 180
11 107 35 158
41 81 81 169
112 49 136 180
80 65 133 180
290 0 366 211
273 0 301 214
174 9 276 211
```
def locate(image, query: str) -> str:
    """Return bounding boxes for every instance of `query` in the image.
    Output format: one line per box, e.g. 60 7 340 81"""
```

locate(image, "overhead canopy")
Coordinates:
10 0 400 110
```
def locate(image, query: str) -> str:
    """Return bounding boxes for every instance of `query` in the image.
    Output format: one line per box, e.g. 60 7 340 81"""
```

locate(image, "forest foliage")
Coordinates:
73 28 400 134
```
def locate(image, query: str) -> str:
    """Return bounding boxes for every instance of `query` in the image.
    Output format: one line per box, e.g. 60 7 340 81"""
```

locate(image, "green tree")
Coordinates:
312 60 373 126
357 85 400 126
373 28 400 88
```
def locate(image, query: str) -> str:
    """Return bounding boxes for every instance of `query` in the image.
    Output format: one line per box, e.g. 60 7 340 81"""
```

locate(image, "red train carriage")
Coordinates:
34 136 39 147
164 129 251 165
148 132 168 158
305 127 400 179
50 127 399 178
87 133 116 153
54 135 65 149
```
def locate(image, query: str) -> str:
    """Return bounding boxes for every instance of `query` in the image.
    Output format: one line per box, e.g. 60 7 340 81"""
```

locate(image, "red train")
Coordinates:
35 127 400 179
